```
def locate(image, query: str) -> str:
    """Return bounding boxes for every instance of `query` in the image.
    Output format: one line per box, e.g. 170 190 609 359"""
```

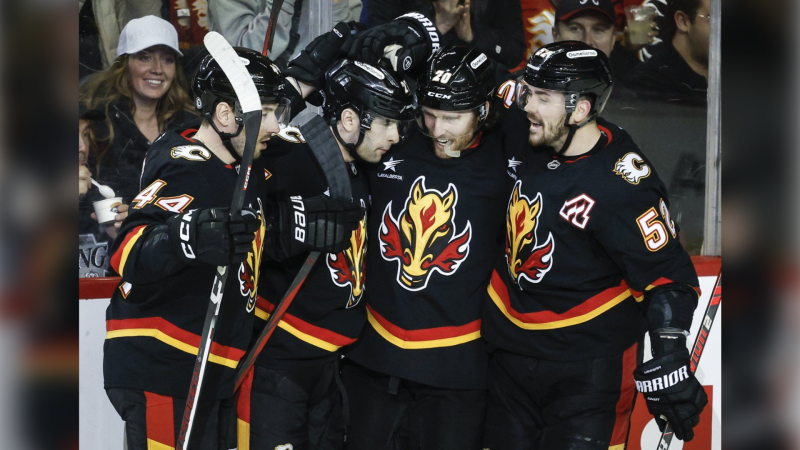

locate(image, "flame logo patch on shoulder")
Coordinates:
613 152 651 185
379 176 471 291
506 180 555 286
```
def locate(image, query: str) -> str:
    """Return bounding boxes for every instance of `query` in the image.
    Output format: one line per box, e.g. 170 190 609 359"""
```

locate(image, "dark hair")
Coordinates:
667 0 702 38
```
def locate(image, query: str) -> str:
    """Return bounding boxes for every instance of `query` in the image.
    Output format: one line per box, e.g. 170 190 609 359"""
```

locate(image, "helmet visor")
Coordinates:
364 111 414 143
236 97 291 129
415 105 484 141
270 97 292 129
514 78 568 113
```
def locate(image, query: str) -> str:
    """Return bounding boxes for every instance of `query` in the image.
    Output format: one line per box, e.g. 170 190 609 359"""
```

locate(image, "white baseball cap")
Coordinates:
116 15 183 58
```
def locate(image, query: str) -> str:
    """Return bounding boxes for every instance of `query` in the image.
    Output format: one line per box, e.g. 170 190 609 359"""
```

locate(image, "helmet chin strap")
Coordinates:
330 116 368 163
205 106 245 163
552 94 596 156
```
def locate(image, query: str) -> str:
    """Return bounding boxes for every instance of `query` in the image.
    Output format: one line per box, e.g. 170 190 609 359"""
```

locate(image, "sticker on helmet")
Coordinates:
239 57 250 66
470 53 488 69
566 50 598 59
354 61 385 80
403 56 412 71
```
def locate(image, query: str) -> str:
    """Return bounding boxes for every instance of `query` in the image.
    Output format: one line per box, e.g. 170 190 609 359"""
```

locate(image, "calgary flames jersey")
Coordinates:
253 126 370 369
344 128 507 390
104 128 265 399
482 116 699 361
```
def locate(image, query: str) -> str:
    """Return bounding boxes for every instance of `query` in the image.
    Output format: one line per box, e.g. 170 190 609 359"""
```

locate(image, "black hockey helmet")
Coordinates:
518 40 613 118
193 47 289 126
416 45 495 157
516 40 613 154
417 45 495 112
321 59 415 151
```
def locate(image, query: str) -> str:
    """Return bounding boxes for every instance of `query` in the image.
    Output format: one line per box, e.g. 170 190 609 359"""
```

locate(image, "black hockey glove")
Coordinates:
167 207 260 267
284 21 366 89
267 195 363 259
347 12 441 75
634 351 708 442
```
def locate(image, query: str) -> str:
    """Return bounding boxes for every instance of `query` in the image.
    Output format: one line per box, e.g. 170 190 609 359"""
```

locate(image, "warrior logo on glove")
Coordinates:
380 176 471 291
327 211 368 308
506 180 555 286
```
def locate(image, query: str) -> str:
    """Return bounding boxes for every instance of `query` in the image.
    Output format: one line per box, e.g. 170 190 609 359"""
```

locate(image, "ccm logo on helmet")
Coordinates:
400 12 441 52
431 93 452 99
636 365 690 393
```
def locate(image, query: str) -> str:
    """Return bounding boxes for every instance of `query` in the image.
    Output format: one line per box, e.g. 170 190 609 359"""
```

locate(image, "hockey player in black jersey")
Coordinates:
340 45 507 450
104 46 358 450
481 41 708 449
235 57 415 449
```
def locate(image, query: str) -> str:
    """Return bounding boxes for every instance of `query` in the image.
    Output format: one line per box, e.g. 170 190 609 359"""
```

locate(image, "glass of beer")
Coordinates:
625 5 658 46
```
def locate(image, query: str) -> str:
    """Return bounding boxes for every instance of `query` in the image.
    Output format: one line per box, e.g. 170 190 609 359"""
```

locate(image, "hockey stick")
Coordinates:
177 32 262 450
262 0 286 56
656 272 722 450
234 115 353 391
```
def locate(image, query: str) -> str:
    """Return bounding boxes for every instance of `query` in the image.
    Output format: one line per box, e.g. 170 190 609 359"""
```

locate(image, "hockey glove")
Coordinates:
284 21 366 89
347 12 441 75
268 195 363 259
167 207 260 267
634 351 708 442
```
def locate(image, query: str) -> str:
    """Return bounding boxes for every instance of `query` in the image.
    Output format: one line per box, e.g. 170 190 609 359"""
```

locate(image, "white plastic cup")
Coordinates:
625 5 657 46
93 197 123 225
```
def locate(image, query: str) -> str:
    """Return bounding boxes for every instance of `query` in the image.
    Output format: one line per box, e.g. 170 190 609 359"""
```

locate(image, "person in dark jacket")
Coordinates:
623 0 710 104
368 0 526 69
80 16 200 206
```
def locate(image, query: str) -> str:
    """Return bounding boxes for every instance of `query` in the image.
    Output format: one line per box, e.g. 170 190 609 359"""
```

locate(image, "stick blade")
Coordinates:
203 32 261 113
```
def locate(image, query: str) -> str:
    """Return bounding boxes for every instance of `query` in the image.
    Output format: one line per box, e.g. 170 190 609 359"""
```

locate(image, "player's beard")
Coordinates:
230 128 264 160
432 131 476 159
527 113 568 149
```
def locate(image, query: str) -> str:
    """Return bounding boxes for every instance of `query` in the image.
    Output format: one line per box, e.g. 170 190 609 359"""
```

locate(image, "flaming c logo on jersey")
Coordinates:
380 176 471 291
239 201 266 312
506 180 555 286
327 211 367 308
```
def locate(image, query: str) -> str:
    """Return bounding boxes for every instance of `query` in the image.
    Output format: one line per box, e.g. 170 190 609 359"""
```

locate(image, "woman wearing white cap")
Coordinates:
80 15 199 207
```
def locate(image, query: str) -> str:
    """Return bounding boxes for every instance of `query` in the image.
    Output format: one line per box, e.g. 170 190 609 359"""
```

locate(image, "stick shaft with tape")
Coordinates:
655 273 721 450
178 32 262 450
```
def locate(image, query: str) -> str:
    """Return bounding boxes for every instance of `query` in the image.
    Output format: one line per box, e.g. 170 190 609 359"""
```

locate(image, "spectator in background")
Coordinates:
80 16 199 207
209 0 362 66
368 0 525 69
552 0 658 88
611 0 711 253
79 103 128 238
80 104 128 277
511 0 659 74
431 0 525 68
623 0 709 103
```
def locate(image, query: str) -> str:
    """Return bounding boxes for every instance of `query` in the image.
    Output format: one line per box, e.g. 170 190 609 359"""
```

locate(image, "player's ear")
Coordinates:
214 101 234 128
340 108 359 133
572 97 593 124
